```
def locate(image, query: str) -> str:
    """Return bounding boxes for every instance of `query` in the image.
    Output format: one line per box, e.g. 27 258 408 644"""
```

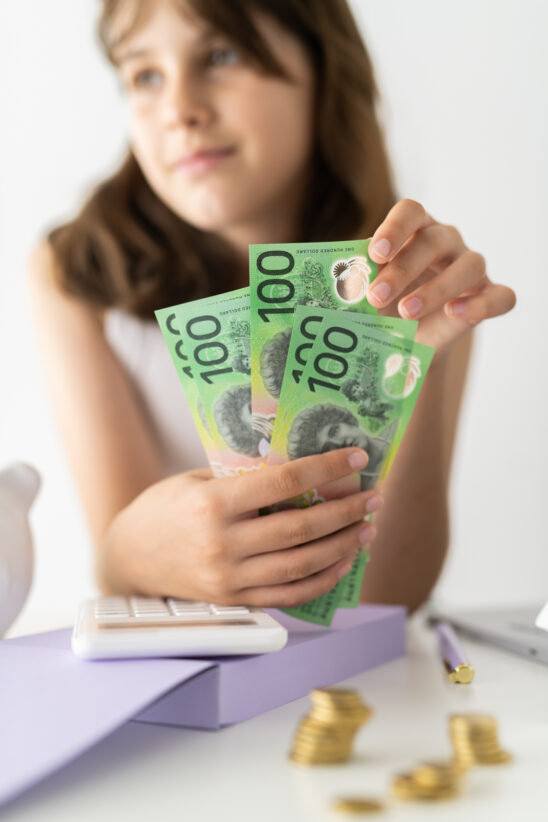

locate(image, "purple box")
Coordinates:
135 605 406 729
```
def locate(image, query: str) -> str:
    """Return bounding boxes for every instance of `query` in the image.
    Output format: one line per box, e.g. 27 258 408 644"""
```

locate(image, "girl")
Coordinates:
29 0 515 613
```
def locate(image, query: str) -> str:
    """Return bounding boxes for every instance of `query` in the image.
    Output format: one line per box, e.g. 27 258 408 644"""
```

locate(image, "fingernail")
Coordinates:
369 281 391 304
448 299 466 316
348 449 368 470
366 494 383 514
359 524 376 544
337 561 353 579
371 238 391 259
402 296 423 318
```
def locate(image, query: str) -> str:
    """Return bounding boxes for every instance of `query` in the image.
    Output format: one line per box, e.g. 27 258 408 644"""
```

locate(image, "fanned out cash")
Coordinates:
156 240 434 626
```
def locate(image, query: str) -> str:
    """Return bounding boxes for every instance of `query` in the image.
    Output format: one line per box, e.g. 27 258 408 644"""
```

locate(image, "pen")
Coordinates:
432 619 475 684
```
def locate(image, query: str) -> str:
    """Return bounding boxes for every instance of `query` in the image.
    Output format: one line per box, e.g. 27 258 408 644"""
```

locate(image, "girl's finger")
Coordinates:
240 520 376 588
445 282 517 322
237 555 358 609
209 447 369 518
397 250 488 320
366 223 464 309
232 488 382 556
368 198 436 264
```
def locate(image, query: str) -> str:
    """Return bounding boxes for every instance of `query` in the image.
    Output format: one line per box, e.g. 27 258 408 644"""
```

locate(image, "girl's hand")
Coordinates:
103 448 381 608
366 199 516 355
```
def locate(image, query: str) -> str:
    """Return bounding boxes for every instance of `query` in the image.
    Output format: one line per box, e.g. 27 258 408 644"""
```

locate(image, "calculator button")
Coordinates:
130 597 167 609
94 604 129 616
211 606 251 615
95 598 128 611
166 599 211 616
168 598 208 607
170 607 211 617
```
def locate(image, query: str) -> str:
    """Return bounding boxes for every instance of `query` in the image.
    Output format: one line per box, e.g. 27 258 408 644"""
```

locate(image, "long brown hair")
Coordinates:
47 0 397 319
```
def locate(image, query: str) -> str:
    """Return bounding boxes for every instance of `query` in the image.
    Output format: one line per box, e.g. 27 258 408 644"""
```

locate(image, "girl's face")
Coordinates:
113 0 315 244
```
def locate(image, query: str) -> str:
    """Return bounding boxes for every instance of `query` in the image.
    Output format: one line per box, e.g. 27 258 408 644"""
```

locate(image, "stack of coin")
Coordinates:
449 713 512 766
289 688 372 765
392 760 462 801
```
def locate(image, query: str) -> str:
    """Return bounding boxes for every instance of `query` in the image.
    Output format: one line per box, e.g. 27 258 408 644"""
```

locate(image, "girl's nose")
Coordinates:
162 73 213 130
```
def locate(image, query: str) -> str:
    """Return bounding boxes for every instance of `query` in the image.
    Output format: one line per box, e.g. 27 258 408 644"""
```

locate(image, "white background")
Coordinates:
1 0 546 636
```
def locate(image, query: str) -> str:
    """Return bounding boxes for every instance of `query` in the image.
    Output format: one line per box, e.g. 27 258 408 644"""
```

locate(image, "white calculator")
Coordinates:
72 596 288 660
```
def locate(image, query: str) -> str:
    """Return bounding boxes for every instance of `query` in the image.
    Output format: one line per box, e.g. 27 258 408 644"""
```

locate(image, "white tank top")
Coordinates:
103 308 208 476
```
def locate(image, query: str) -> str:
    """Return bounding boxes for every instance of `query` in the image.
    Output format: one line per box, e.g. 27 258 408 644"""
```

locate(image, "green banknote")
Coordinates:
249 239 379 455
268 306 419 609
174 293 267 477
272 306 418 435
155 305 214 450
279 317 434 494
155 288 250 455
270 315 434 625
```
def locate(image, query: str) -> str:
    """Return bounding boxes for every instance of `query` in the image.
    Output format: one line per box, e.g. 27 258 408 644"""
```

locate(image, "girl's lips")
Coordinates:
173 146 236 177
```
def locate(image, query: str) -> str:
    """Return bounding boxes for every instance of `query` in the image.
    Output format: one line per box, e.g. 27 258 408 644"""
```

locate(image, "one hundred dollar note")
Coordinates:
268 306 419 611
269 315 434 625
175 293 268 477
155 288 250 456
271 306 419 435
278 319 434 490
249 239 379 456
155 305 215 451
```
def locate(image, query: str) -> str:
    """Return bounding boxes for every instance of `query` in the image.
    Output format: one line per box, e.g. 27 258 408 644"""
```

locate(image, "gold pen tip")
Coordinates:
448 663 475 684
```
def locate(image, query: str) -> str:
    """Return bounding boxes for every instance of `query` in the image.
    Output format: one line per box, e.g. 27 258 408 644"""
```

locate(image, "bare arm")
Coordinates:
28 241 166 566
360 198 514 612
361 334 473 612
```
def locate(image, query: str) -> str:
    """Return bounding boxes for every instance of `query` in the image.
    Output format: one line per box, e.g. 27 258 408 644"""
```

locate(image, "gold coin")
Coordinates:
311 688 361 700
311 707 372 722
311 701 369 712
292 745 352 758
297 722 348 739
291 750 350 759
332 797 384 814
412 761 460 788
289 752 349 765
292 742 351 755
292 735 351 748
475 750 513 765
392 774 458 802
294 728 349 743
391 774 417 800
450 714 497 731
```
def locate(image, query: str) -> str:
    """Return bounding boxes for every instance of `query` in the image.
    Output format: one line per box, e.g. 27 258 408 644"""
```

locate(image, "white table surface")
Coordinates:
3 611 548 822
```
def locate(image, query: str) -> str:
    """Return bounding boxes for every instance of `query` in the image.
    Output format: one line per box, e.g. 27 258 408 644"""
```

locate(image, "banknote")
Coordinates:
154 305 215 450
271 306 419 435
270 316 434 625
249 239 379 455
155 288 251 455
174 293 267 477
278 318 434 492
267 308 419 503
267 306 418 610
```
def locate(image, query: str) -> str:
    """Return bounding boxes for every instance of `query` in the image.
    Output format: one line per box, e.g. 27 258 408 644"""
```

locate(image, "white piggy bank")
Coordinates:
0 463 41 636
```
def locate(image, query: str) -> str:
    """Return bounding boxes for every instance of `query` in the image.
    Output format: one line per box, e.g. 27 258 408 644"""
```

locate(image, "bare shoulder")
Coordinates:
27 238 60 291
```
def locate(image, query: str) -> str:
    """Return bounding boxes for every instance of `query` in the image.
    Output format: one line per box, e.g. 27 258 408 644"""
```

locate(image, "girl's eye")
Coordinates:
132 68 163 89
207 46 239 69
